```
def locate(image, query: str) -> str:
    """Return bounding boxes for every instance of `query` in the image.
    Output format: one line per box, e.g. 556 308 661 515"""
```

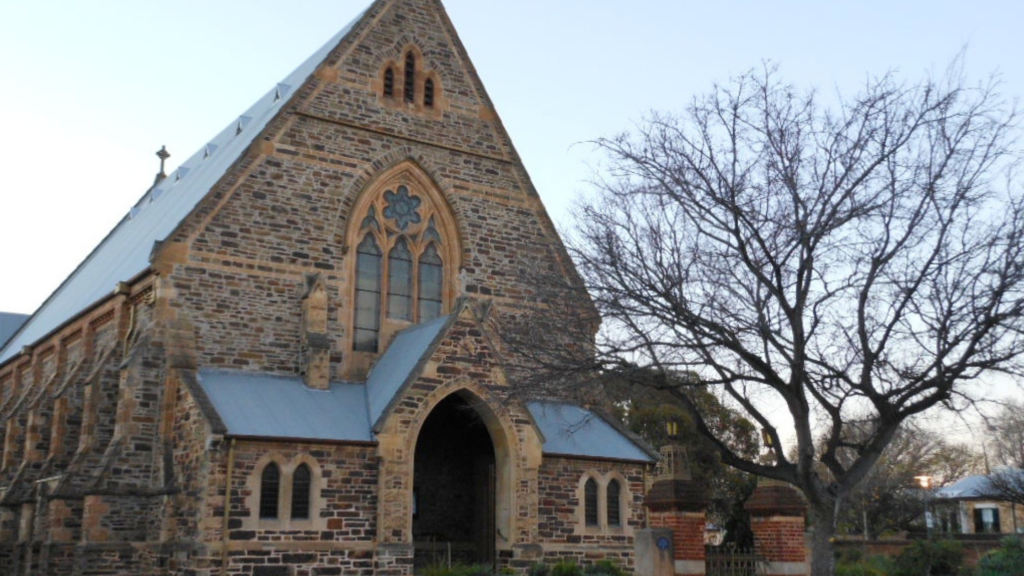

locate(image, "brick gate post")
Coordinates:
644 445 707 576
744 481 809 576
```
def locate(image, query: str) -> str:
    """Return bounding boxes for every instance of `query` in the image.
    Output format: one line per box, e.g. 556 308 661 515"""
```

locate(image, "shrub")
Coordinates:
550 561 583 576
893 540 965 576
583 560 626 576
978 537 1024 576
528 564 550 576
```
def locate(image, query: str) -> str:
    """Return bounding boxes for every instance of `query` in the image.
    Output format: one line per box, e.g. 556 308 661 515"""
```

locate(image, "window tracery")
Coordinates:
351 174 457 355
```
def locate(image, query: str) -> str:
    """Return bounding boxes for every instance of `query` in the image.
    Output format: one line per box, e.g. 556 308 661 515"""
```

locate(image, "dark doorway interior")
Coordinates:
413 394 496 568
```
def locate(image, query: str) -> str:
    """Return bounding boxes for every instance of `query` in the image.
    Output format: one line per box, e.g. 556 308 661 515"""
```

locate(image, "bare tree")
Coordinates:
989 399 1024 468
507 62 1024 576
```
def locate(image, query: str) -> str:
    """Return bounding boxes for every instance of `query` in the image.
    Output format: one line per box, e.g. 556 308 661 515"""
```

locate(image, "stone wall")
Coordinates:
534 456 648 570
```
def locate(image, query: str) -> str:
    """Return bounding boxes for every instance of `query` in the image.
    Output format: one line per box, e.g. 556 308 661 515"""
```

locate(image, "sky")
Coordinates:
1 1 1022 430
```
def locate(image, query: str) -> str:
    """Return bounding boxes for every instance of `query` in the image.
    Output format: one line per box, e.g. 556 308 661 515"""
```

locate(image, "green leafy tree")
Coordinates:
608 376 760 545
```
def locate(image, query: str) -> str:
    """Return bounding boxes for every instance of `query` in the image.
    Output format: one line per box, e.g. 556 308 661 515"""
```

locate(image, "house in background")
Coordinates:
0 0 659 574
932 473 1024 536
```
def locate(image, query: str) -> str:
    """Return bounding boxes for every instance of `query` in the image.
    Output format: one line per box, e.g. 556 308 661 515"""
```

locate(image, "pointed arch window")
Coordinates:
259 463 280 519
606 479 622 527
388 239 414 321
291 464 312 520
384 67 395 98
354 235 383 352
419 244 443 321
584 478 599 527
404 52 416 103
351 180 454 353
424 78 435 108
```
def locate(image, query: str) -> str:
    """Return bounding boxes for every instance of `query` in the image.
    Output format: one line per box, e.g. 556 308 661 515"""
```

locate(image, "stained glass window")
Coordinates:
584 478 599 526
388 239 414 321
291 464 311 520
607 479 622 527
354 235 382 352
383 186 422 231
259 463 280 519
419 244 443 321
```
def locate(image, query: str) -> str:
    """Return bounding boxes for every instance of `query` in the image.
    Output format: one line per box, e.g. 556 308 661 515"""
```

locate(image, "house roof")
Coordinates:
935 471 1024 500
197 369 373 443
527 401 656 463
0 8 369 366
0 313 29 349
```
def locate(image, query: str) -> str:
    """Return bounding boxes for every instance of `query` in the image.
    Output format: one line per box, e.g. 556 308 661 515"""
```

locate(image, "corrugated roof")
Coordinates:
527 401 655 463
0 8 369 366
365 315 452 428
0 313 29 349
197 369 373 442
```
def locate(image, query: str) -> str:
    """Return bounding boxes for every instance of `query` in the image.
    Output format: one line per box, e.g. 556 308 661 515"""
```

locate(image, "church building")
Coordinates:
0 0 658 574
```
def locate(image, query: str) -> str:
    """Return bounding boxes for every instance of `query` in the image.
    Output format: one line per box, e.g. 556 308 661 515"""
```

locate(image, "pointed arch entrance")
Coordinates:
413 393 496 567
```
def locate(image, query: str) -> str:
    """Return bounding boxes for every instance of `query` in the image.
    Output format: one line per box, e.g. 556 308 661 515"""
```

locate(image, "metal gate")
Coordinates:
705 544 767 576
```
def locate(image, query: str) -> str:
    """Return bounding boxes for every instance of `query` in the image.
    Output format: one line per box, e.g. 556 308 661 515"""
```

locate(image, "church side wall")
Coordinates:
534 456 649 571
209 440 379 576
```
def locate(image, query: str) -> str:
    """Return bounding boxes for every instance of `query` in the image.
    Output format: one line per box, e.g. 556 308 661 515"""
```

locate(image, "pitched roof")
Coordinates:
0 313 29 349
365 314 453 429
0 8 369 366
198 369 373 443
935 471 1024 500
527 401 656 463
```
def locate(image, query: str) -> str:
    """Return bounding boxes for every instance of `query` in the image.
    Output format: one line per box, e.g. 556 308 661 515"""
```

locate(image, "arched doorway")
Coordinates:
413 393 496 568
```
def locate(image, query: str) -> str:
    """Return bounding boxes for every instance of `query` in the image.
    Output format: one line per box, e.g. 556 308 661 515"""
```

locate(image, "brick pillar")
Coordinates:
744 481 809 576
645 445 707 576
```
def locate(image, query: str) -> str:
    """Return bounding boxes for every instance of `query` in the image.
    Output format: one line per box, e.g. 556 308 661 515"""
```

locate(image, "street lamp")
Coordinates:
915 476 934 538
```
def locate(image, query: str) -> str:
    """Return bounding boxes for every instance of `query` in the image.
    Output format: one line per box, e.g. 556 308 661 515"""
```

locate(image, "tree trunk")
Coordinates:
809 502 837 576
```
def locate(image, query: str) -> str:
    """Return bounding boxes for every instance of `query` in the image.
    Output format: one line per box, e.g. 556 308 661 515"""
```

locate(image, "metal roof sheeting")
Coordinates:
527 401 655 463
198 369 373 442
0 313 29 349
0 9 368 365
365 315 451 427
935 472 1023 500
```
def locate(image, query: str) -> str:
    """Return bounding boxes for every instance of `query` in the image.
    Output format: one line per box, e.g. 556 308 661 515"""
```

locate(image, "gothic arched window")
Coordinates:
383 67 395 98
584 477 599 527
354 234 383 352
606 479 622 527
404 52 416 103
259 463 280 519
388 239 414 321
419 243 443 321
424 78 435 108
350 173 457 354
291 464 312 520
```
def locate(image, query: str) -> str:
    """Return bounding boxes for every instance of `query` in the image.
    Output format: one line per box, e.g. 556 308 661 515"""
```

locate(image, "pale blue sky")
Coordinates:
1 0 1022 317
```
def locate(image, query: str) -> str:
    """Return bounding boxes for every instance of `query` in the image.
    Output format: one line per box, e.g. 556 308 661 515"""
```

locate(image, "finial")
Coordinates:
154 145 171 185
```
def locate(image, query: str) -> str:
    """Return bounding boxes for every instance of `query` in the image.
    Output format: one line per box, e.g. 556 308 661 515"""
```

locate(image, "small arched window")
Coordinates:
291 464 312 520
383 67 395 98
387 239 414 321
607 479 622 527
424 78 435 108
584 478 599 527
259 463 280 519
354 235 383 352
404 52 416 103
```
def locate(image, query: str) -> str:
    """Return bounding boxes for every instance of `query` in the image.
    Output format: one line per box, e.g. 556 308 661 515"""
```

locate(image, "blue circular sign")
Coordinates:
657 536 671 551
